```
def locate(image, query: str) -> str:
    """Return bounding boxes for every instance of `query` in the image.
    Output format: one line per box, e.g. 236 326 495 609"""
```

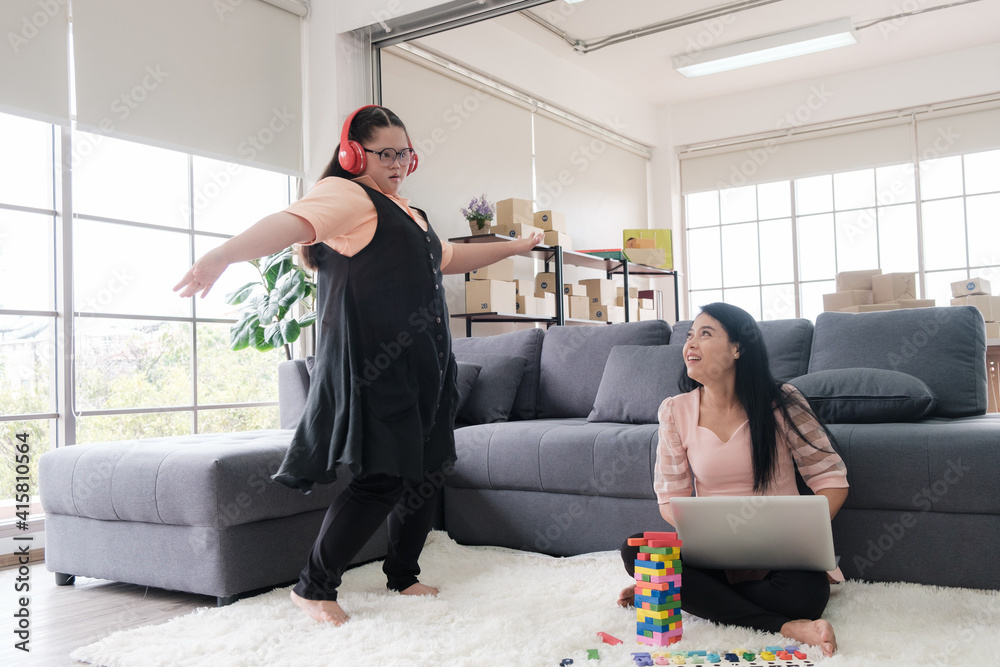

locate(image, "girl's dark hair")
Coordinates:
678 302 835 493
299 106 409 270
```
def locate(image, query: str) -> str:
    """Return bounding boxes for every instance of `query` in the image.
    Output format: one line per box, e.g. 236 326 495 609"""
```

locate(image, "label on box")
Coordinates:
535 272 557 294
499 222 542 239
534 210 566 232
465 279 516 314
951 277 991 298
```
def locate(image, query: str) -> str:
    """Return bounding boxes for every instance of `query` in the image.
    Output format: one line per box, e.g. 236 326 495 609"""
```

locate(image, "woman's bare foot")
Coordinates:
400 582 438 596
616 585 635 608
780 618 837 657
290 590 350 625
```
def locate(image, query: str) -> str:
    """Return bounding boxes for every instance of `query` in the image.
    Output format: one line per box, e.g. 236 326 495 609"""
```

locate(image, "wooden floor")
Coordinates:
5 562 218 666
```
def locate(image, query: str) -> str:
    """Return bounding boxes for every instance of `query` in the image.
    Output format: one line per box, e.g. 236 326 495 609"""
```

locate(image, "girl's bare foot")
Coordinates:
400 582 438 596
290 590 350 625
616 585 635 608
780 618 837 657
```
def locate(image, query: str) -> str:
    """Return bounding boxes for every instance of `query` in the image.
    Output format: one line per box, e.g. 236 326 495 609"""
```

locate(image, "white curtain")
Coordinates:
0 0 71 125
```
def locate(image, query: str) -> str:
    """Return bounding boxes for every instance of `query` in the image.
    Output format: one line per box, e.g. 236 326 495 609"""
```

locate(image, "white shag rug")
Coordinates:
72 531 999 667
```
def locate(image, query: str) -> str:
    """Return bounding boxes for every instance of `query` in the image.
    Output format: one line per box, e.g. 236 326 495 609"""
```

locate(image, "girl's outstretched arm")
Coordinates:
443 230 545 275
174 212 314 299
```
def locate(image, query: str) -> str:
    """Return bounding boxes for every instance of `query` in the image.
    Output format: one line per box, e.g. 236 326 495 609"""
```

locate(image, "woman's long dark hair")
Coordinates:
678 302 834 493
299 106 410 271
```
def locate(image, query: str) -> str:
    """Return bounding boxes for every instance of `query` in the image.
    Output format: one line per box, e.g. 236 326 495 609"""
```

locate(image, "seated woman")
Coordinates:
618 302 848 657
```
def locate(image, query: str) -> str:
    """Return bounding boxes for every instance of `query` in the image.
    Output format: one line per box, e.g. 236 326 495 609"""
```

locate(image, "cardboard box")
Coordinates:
535 272 558 294
513 278 532 296
563 283 585 296
535 292 555 317
986 321 1000 340
515 294 535 316
638 307 658 321
579 278 617 306
607 305 626 323
498 222 542 240
589 302 609 322
615 296 639 321
993 296 1000 321
896 299 936 309
638 298 654 309
534 210 567 233
823 290 873 312
543 230 572 250
566 295 590 319
951 295 993 322
465 279 516 314
835 269 882 292
496 198 533 227
623 229 672 269
840 303 902 313
617 286 639 300
469 258 515 282
872 272 916 303
951 277 992 298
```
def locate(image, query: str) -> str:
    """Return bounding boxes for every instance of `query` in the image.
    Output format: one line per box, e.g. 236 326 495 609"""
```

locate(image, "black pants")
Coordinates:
294 473 440 601
621 533 830 634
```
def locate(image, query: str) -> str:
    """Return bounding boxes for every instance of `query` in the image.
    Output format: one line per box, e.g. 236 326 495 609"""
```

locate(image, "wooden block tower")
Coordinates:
629 531 683 647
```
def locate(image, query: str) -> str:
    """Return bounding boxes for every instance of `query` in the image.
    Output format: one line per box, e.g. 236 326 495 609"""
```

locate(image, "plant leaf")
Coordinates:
230 313 259 351
252 325 274 352
298 311 317 328
262 250 293 290
276 270 305 310
225 281 259 306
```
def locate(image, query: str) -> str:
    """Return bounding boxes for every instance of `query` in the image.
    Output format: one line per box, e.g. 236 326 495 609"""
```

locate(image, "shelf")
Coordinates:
451 312 555 324
448 234 557 261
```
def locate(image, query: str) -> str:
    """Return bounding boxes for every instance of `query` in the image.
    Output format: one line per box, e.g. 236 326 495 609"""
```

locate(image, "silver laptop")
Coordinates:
669 495 837 571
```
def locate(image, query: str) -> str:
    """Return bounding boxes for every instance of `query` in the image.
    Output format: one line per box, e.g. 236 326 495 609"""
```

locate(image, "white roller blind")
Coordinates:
73 0 303 175
681 121 914 194
534 114 649 250
0 0 70 125
916 105 1000 158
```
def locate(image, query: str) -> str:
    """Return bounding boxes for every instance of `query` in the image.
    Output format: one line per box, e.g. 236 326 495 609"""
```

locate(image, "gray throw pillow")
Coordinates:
587 345 687 424
456 354 527 425
788 368 937 424
454 362 482 416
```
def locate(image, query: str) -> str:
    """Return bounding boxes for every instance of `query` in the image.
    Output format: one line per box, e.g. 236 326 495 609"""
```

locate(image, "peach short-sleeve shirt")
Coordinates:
286 175 453 269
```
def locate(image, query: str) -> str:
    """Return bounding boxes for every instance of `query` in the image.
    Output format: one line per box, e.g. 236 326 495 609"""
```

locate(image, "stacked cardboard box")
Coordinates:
580 278 624 322
824 269 934 313
950 278 999 339
491 199 575 250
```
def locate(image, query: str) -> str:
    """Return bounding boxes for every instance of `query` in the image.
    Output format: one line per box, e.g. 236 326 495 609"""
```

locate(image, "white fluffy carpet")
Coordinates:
72 531 999 667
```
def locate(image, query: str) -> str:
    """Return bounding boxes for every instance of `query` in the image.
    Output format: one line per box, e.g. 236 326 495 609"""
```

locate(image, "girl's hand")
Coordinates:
174 247 230 299
514 230 545 253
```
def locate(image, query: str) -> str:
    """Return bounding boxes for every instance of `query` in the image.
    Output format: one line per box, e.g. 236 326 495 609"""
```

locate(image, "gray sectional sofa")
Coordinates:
39 305 999 605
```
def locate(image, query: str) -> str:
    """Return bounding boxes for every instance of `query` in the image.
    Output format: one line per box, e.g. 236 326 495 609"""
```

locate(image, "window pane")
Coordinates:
919 156 963 200
761 284 796 320
689 290 723 313
759 219 794 284
721 223 759 287
192 158 290 235
835 209 879 272
73 133 189 227
724 286 761 320
757 181 790 220
800 280 835 322
0 211 55 310
834 168 876 210
966 194 1000 270
921 199 967 270
0 421 52 499
878 204 919 274
797 214 835 282
685 191 719 228
197 323 283 405
925 269 968 308
795 175 832 215
876 163 916 205
963 149 1000 196
192 236 268 320
719 186 756 224
0 112 53 210
687 227 721 290
0 316 55 416
77 411 193 444
199 406 279 434
75 319 192 411
75 220 191 318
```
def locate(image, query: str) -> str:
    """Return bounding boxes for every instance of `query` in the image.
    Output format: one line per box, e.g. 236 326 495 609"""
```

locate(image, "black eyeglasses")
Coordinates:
364 147 415 167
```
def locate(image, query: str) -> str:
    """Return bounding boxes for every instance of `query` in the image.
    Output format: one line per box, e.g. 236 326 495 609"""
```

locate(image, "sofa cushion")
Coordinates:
537 321 671 418
455 362 482 416
453 327 544 420
671 318 813 381
789 368 937 423
809 307 987 417
456 354 527 426
587 345 686 424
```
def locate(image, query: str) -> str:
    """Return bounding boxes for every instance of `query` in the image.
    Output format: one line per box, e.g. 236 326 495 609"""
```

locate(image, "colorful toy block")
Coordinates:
723 653 739 662
785 646 800 653
597 632 622 646
631 652 654 666
705 654 720 663
794 650 807 659
560 660 574 666
632 531 684 647
759 650 775 660
653 658 670 666
587 649 600 660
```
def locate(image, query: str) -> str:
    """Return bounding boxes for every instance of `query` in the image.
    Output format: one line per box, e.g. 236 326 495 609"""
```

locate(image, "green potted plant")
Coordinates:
462 194 494 236
225 247 316 361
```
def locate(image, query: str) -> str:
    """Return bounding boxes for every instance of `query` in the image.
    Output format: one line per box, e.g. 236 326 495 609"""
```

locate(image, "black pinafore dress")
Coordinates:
273 184 458 491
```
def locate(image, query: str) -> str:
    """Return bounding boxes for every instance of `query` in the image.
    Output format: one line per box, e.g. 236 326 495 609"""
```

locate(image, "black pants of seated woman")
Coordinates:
621 533 830 633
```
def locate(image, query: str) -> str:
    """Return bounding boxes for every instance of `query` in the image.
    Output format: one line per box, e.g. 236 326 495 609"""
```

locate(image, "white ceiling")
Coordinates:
443 0 1000 107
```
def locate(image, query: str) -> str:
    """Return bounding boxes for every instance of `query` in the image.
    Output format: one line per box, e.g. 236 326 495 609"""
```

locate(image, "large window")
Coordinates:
0 111 295 500
685 143 1000 321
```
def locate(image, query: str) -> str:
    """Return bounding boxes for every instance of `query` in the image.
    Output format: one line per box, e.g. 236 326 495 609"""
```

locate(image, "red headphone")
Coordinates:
338 104 418 176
